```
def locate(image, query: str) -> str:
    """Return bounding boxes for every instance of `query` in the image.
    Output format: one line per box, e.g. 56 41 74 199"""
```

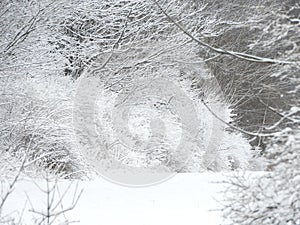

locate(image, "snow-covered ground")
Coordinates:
1 173 227 225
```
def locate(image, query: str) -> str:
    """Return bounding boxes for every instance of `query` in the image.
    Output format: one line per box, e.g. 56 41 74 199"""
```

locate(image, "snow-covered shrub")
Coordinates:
0 74 84 178
74 40 252 174
0 0 86 178
223 127 300 225
64 0 254 174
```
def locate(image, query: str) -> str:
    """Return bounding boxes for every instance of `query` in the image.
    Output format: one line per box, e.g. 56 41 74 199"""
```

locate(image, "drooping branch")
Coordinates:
201 99 279 137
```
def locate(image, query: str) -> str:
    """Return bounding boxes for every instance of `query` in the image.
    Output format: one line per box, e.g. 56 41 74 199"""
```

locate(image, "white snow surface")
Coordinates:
1 173 227 225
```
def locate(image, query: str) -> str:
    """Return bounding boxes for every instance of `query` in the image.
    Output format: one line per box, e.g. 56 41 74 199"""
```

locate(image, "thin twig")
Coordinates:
201 99 278 137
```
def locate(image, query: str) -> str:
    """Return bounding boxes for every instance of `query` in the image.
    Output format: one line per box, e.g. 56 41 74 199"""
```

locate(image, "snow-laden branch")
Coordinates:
201 99 279 137
152 0 298 65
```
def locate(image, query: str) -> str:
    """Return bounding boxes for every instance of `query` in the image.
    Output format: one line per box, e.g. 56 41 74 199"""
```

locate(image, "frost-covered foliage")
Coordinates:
53 0 217 78
0 0 83 177
223 128 300 225
81 71 251 173
0 74 83 178
69 0 253 172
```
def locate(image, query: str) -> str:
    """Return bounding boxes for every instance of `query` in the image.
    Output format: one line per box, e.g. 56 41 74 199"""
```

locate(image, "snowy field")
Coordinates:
1 173 228 225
